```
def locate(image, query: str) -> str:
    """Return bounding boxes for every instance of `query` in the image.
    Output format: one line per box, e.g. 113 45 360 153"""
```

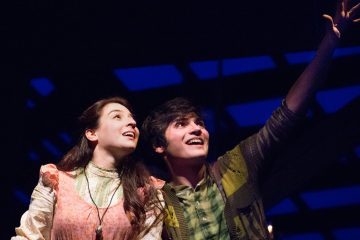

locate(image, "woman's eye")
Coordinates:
114 114 121 119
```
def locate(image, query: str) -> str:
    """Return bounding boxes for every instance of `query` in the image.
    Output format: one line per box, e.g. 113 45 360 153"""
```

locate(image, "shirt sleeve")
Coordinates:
240 100 303 173
218 100 304 184
12 164 58 240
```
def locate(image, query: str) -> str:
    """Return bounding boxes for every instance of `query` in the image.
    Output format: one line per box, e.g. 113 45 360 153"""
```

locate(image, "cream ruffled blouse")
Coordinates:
12 162 164 240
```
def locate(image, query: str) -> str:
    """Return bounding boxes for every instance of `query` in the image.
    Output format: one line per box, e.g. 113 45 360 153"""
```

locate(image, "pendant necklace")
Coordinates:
84 166 121 240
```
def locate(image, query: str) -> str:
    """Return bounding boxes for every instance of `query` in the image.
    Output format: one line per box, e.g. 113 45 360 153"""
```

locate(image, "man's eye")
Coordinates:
114 114 121 119
175 121 185 127
196 120 205 127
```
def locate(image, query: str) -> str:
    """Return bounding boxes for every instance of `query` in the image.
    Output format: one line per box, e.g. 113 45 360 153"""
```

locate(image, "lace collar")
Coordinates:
86 161 120 179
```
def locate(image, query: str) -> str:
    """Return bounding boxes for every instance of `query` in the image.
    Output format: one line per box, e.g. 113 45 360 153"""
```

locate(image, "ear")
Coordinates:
85 129 98 142
154 145 165 154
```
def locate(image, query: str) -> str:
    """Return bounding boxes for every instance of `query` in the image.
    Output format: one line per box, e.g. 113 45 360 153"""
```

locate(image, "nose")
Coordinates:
127 116 137 128
189 121 202 135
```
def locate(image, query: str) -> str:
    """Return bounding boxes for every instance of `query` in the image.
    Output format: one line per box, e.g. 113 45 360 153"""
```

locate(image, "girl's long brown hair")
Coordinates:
57 96 163 238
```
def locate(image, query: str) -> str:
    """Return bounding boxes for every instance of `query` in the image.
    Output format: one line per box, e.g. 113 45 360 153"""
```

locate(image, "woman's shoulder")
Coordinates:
39 164 59 189
39 164 81 187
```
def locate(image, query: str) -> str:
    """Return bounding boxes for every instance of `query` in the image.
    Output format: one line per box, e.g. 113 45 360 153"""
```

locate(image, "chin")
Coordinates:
126 145 136 151
188 153 208 160
120 145 136 154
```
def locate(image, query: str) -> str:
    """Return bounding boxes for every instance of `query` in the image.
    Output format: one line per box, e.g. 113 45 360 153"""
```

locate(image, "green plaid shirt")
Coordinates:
171 174 230 240
163 101 302 239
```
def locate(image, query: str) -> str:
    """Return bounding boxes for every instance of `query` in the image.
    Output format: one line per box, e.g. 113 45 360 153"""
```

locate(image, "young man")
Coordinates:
142 1 359 239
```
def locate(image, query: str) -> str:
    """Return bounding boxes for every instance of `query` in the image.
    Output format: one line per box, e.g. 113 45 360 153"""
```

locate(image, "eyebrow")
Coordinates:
108 109 124 115
173 115 201 123
108 109 135 118
173 116 188 122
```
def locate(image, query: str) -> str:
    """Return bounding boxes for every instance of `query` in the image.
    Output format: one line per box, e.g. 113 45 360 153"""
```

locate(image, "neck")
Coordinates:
166 158 207 188
92 146 126 170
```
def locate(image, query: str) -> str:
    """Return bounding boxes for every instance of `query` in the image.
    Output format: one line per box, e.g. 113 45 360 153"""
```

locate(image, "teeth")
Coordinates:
123 131 135 138
186 138 203 145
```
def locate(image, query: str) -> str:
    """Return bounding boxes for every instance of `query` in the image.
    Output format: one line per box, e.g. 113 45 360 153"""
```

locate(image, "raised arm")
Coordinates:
234 1 359 176
285 0 360 114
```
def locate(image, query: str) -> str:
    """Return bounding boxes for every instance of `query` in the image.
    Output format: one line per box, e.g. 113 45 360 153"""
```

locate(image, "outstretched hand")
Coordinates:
322 0 360 38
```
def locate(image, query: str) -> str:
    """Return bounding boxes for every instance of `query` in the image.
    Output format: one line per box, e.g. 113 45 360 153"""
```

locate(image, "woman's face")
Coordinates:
90 102 139 157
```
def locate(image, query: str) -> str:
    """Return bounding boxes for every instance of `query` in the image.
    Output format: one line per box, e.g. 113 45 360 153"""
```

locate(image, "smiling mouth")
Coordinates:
122 131 135 138
185 138 204 145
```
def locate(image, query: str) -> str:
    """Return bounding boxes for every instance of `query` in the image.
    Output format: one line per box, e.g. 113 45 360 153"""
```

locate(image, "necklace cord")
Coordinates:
84 166 122 227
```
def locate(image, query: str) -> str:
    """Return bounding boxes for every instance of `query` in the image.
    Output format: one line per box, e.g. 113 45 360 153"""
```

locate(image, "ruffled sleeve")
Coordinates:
40 164 59 191
139 176 165 240
11 164 59 240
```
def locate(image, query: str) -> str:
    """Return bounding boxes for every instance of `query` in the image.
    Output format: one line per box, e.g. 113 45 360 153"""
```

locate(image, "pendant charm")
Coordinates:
96 225 102 234
95 225 103 240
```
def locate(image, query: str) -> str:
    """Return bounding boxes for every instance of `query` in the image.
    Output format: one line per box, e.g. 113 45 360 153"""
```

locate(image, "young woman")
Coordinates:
12 97 165 240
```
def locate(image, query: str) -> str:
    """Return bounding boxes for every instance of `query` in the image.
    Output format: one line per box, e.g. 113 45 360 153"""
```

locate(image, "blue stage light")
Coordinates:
300 185 360 210
355 145 360 158
226 98 282 126
222 56 276 76
332 227 360 240
333 46 360 58
285 46 360 64
189 60 219 80
114 65 183 91
201 108 216 133
30 78 55 96
58 132 72 145
316 85 360 113
14 189 30 205
266 198 299 216
42 139 62 158
280 232 324 240
28 150 40 162
285 51 316 64
26 99 36 109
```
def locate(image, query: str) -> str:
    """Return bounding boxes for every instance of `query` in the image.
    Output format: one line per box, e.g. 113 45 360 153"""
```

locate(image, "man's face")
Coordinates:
155 113 210 166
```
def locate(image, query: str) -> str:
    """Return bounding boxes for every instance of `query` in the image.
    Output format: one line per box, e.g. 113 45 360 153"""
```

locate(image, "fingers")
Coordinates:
341 0 346 17
322 0 359 38
322 14 335 25
323 14 341 38
349 3 360 19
